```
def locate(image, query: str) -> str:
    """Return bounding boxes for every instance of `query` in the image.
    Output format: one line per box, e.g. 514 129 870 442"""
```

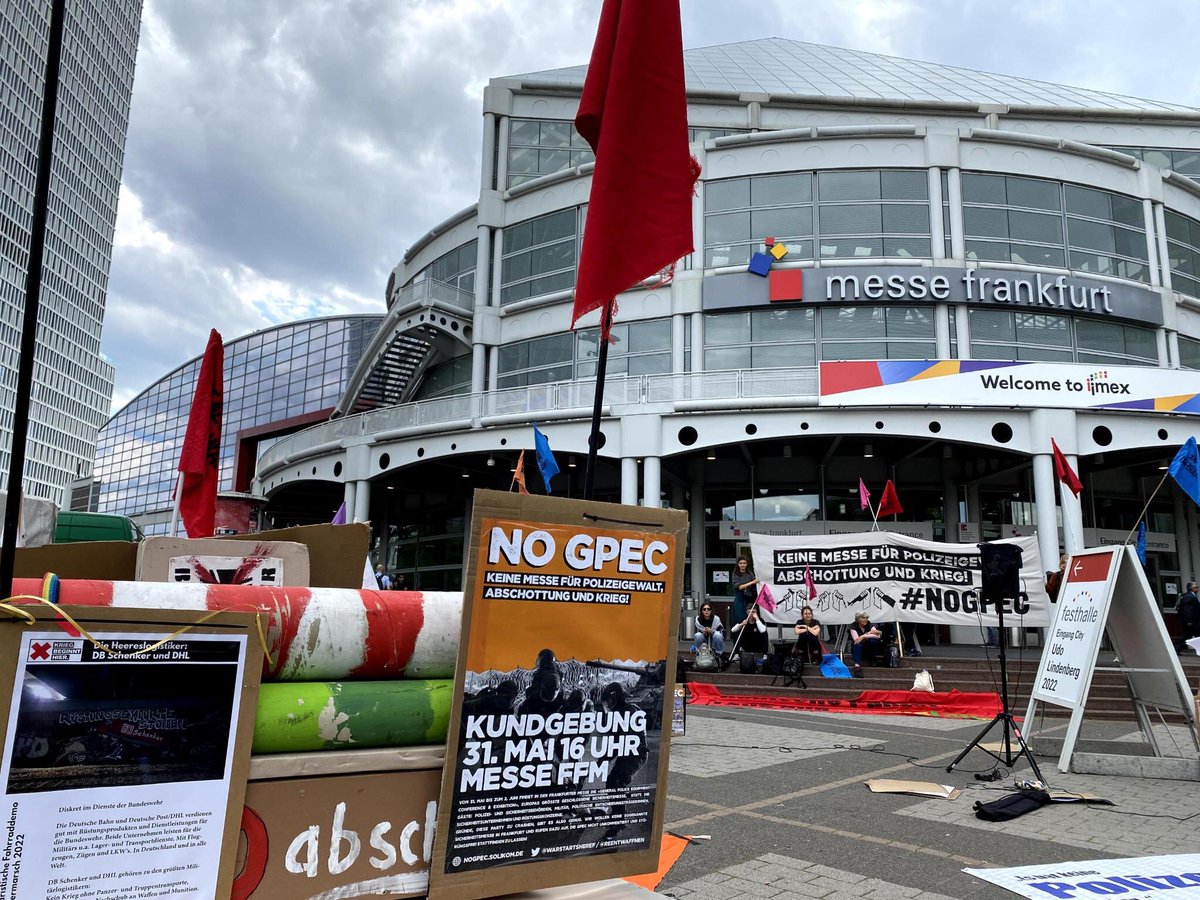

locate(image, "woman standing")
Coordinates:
731 556 760 625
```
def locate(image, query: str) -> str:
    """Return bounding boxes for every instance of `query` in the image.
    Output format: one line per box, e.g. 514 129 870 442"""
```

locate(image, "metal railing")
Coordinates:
391 277 474 312
256 367 821 476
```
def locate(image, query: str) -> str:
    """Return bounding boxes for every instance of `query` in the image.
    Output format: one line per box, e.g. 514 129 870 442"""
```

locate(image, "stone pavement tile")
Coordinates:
662 853 960 900
1112 723 1199 758
670 715 883 778
893 768 1200 857
793 712 983 733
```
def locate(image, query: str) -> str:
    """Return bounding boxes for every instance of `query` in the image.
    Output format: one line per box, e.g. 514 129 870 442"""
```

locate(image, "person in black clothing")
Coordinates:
792 605 822 664
849 612 883 677
1178 582 1200 650
731 557 760 626
731 605 769 655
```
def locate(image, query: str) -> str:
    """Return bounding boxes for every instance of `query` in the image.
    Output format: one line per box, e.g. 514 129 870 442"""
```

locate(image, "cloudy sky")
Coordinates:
101 0 1200 411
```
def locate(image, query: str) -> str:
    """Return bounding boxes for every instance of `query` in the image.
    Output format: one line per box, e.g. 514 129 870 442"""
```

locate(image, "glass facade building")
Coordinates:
92 316 379 533
0 0 143 500
257 39 1200 633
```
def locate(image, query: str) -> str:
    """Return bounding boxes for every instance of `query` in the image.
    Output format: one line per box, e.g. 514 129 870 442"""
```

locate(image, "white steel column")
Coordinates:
928 167 945 260
934 305 951 358
642 457 661 509
343 481 357 522
353 479 371 524
621 458 638 506
946 167 966 260
690 461 707 602
672 313 686 374
1143 198 1161 288
1032 453 1061 573
690 312 704 372
1060 453 1084 554
1155 203 1173 291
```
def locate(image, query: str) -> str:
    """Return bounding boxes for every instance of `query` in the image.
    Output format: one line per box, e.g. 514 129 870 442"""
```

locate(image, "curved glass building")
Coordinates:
93 315 379 533
253 39 1200 632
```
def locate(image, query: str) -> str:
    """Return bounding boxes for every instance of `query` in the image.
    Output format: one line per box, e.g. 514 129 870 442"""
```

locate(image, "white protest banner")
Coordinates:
749 531 1049 626
964 853 1200 898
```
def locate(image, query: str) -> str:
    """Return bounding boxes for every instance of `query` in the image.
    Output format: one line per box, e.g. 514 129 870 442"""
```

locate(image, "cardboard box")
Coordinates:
136 537 311 585
236 747 444 899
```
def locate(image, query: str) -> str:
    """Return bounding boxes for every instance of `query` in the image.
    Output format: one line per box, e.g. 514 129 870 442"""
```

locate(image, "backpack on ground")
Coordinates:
887 645 900 668
973 789 1051 821
693 643 719 671
739 651 757 674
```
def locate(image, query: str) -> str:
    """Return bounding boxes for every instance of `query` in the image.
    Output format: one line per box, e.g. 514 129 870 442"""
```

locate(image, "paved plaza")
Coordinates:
657 705 1200 900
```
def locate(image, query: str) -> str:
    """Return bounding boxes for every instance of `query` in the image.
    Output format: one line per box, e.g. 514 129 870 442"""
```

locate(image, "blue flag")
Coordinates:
533 425 560 493
1168 436 1200 507
1135 521 1147 567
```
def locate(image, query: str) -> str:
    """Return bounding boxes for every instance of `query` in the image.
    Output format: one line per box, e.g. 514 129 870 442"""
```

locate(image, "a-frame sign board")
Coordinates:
1024 544 1197 773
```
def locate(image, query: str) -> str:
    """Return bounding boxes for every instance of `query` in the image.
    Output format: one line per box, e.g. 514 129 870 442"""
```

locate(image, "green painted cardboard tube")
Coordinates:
253 679 453 753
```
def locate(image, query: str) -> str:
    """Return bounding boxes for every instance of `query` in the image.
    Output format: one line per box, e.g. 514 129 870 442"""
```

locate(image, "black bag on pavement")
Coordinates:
973 789 1051 821
887 645 900 668
739 651 757 674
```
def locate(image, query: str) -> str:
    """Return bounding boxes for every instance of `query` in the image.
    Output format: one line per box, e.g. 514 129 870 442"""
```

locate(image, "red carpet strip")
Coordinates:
686 682 1002 719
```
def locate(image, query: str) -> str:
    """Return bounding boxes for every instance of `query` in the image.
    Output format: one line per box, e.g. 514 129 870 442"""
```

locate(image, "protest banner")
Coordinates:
0 605 262 900
748 531 1050 626
428 490 687 900
964 852 1200 898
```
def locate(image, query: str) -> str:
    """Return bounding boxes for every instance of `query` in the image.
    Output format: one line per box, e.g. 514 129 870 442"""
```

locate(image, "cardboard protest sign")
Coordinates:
0 606 262 900
429 491 687 900
749 531 1050 626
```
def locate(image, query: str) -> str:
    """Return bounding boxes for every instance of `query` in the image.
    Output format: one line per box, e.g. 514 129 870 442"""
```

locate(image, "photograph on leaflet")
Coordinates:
434 491 688 898
6 648 239 794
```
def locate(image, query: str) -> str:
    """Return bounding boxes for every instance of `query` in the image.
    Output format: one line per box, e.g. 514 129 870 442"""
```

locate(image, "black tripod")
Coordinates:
946 544 1045 782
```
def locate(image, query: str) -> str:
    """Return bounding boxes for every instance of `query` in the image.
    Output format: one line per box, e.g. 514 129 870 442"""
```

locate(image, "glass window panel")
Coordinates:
1006 176 1060 211
880 170 928 200
503 250 531 281
753 343 813 367
529 270 574 296
538 148 570 172
1108 194 1144 228
627 353 670 376
821 237 882 258
884 237 932 257
961 173 1006 205
1112 226 1148 260
1074 319 1125 355
508 147 540 173
1009 209 1062 245
531 208 575 245
822 306 885 339
504 220 533 253
1068 218 1117 254
1179 337 1200 369
821 341 880 360
751 206 812 238
881 204 930 234
751 307 814 341
1171 150 1200 175
886 341 936 359
530 240 574 274
1015 313 1070 346
539 121 571 147
1009 243 1065 267
1142 149 1172 169
509 120 540 144
969 309 1017 342
819 203 883 234
571 127 591 149
884 306 934 339
1121 324 1158 361
705 244 753 267
527 363 574 384
1164 211 1191 244
706 179 749 212
704 347 744 371
704 312 751 345
819 170 881 201
570 149 594 168
751 173 811 205
965 239 1011 262
964 206 1009 238
706 211 751 244
1019 345 1074 362
628 319 671 353
1064 186 1112 220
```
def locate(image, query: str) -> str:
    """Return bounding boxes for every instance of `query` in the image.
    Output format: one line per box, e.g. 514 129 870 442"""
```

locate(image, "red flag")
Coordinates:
1051 438 1083 497
512 451 529 495
878 480 904 517
571 0 696 339
755 584 777 614
177 329 223 538
804 566 817 601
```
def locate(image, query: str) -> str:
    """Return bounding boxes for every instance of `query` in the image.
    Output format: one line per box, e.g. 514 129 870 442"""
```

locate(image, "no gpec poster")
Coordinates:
0 631 247 900
432 493 686 900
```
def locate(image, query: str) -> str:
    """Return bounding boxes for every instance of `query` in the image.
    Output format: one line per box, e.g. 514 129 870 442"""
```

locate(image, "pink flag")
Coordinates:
804 565 817 601
756 583 777 613
858 478 871 511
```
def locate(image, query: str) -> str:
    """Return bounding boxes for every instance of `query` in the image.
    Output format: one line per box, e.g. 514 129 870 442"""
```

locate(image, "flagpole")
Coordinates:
1124 468 1171 545
870 502 880 532
168 471 185 537
582 304 613 501
0 0 65 598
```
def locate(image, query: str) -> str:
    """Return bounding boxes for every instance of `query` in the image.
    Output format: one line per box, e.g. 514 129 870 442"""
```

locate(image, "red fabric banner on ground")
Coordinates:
177 329 224 538
686 682 1002 719
571 0 695 339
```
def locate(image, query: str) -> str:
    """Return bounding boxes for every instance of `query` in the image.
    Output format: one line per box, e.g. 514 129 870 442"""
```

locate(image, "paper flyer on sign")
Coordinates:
0 631 247 900
430 493 687 900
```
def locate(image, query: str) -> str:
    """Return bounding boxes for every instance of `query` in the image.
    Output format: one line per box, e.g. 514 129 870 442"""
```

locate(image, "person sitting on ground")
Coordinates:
849 612 883 677
731 605 768 656
691 603 725 654
792 605 823 665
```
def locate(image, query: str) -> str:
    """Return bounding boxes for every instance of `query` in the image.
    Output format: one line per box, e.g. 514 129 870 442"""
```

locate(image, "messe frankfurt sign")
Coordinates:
703 265 1163 325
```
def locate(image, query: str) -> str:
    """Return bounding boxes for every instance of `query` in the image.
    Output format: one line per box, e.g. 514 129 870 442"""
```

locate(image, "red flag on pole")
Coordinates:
1051 438 1083 497
177 329 223 538
571 0 696 340
804 565 817 601
878 480 904 517
512 451 529 495
755 584 777 614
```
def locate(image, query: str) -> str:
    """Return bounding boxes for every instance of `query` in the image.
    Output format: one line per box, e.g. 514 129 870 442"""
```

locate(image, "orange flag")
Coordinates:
512 450 529 494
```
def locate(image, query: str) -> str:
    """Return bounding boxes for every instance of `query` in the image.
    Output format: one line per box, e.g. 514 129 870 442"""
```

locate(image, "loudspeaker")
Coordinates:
979 542 1023 601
